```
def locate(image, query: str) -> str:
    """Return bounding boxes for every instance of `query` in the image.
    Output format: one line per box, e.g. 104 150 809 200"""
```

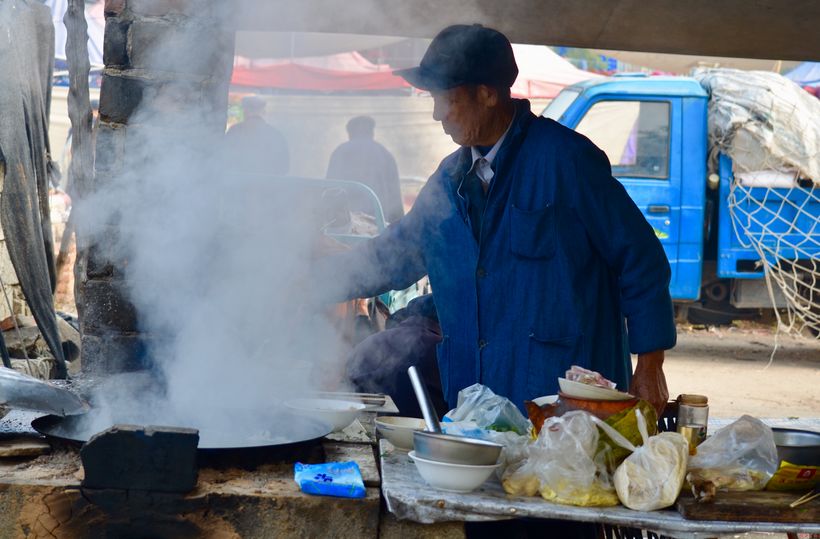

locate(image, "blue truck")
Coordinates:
542 75 820 323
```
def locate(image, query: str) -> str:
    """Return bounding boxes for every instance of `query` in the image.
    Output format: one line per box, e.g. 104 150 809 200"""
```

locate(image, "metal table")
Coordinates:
380 418 820 539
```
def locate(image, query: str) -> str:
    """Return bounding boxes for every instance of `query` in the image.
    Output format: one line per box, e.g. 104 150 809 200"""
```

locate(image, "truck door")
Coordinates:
565 98 685 297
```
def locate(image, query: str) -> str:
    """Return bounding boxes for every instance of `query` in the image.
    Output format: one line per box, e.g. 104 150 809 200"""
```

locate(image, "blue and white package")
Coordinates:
294 461 366 498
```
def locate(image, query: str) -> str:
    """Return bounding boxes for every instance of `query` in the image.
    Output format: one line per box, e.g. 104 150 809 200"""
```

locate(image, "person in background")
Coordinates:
225 95 289 176
326 116 404 223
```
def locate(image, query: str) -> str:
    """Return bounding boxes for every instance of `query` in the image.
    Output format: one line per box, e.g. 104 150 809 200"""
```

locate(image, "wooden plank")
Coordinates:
323 442 380 487
677 491 820 524
0 437 50 458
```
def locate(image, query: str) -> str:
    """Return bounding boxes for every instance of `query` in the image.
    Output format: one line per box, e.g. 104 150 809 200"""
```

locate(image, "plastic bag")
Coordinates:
444 383 530 435
598 400 658 471
294 461 366 498
687 415 779 492
613 409 690 511
502 411 619 506
441 421 530 478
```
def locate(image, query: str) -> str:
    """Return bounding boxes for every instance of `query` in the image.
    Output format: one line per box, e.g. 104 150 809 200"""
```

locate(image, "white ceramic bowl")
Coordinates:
375 416 426 450
284 398 367 432
408 451 500 493
558 378 634 401
532 394 559 407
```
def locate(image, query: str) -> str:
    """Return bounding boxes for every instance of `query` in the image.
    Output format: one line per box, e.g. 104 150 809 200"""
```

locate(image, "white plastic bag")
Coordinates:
687 415 779 491
613 409 690 511
444 383 530 435
502 411 619 506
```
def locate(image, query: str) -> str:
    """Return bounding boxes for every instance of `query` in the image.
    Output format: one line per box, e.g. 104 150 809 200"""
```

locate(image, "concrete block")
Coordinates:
81 424 199 492
93 121 126 175
128 19 231 77
104 0 126 17
103 18 130 67
80 279 138 332
80 331 151 374
99 73 145 124
128 0 213 17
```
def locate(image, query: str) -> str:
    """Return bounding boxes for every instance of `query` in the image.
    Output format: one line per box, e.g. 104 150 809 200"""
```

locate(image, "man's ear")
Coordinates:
477 84 498 107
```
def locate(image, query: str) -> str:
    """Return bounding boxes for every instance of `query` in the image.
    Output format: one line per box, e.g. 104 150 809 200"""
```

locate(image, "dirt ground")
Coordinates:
638 322 820 419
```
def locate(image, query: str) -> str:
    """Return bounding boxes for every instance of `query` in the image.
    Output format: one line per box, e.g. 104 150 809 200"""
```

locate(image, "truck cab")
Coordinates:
543 76 709 302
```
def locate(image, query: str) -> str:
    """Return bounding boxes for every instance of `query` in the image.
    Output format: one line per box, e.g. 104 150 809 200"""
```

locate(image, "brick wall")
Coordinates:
78 0 234 374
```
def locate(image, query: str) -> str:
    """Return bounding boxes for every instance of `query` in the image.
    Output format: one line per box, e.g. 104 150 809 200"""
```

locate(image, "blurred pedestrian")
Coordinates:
225 95 289 176
326 116 404 223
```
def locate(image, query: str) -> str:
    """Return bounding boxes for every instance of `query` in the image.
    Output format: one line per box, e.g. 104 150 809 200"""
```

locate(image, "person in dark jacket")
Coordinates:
322 25 675 419
326 116 404 223
225 95 289 176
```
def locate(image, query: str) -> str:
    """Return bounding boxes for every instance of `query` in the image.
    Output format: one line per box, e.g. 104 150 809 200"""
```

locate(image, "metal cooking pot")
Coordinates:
32 409 333 454
772 428 820 467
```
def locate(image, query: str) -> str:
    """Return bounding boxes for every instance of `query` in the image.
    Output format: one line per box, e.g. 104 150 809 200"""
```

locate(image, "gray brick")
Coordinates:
103 18 130 67
99 74 145 124
80 279 139 332
80 331 151 374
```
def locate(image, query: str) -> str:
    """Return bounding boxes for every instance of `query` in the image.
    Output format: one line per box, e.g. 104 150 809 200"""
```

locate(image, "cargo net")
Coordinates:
727 179 820 337
695 68 820 338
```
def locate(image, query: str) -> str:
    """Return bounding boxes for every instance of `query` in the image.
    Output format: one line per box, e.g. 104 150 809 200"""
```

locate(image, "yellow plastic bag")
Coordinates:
765 460 820 492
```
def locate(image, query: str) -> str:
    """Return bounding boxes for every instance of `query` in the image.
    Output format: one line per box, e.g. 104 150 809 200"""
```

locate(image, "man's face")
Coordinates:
431 85 497 146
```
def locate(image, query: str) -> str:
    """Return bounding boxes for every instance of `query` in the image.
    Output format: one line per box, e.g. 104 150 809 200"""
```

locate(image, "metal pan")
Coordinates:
32 410 333 453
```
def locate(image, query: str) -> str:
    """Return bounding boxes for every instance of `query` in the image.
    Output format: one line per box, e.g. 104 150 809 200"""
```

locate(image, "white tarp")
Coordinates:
695 68 820 184
44 0 105 66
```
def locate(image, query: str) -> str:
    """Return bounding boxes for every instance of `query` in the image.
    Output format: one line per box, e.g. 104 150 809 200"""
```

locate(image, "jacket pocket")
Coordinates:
510 204 556 259
527 330 584 398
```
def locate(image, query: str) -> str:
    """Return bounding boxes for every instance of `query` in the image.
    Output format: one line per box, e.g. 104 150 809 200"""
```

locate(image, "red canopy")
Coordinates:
231 46 598 97
231 51 409 91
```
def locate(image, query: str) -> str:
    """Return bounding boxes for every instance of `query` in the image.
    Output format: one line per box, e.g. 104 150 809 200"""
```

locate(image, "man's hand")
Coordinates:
629 350 669 417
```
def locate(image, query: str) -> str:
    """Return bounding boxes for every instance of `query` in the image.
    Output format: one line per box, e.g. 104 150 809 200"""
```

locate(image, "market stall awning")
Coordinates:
230 52 409 91
511 44 600 99
231 45 598 97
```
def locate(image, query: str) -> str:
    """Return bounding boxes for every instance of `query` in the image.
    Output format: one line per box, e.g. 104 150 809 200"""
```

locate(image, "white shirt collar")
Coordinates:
469 113 515 184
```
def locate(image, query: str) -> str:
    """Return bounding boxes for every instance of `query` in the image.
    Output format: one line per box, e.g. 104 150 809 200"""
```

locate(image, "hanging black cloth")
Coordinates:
0 1 67 378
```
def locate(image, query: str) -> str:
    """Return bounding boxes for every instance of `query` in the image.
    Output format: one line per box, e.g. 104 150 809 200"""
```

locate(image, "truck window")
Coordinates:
575 100 670 179
542 89 580 121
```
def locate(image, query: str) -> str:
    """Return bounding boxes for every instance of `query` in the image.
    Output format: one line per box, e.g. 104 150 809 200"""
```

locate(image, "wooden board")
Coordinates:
677 491 820 523
0 436 50 458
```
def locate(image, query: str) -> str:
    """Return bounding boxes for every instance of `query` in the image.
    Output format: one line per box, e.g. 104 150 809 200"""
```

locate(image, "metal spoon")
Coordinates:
407 366 442 433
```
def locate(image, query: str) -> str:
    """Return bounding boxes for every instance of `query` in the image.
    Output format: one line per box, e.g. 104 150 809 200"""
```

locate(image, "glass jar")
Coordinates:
676 394 709 454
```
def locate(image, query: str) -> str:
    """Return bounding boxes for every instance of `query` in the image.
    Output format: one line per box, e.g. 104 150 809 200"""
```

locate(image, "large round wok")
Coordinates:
32 409 334 462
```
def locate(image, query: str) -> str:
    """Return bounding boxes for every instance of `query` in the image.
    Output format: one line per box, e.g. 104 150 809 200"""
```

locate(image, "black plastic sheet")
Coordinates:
0 0 67 378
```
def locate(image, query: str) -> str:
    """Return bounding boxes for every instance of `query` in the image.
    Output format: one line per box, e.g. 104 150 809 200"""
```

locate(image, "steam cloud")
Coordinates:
73 20 356 444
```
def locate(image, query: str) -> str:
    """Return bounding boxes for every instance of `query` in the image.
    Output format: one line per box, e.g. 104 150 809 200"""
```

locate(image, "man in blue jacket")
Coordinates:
327 24 676 417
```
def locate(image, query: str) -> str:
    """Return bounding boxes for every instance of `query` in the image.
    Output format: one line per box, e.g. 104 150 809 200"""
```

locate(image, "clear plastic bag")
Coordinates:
687 415 779 491
613 409 690 511
502 411 619 506
443 383 530 435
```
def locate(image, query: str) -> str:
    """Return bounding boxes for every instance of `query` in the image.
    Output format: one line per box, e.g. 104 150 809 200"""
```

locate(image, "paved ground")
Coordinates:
650 323 820 419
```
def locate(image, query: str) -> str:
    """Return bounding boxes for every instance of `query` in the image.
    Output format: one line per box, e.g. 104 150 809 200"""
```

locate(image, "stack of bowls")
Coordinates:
409 431 503 492
403 366 504 492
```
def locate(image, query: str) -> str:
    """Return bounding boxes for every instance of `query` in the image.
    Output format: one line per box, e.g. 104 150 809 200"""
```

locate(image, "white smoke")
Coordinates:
73 20 358 444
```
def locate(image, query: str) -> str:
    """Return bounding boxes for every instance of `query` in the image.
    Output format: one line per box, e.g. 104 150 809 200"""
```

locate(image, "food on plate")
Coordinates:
565 365 616 389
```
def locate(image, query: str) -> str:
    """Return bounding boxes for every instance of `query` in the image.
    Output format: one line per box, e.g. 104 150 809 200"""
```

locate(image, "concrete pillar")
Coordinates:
78 0 234 374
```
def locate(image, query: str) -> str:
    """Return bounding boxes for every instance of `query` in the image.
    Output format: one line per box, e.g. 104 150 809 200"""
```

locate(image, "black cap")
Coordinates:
395 24 518 91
